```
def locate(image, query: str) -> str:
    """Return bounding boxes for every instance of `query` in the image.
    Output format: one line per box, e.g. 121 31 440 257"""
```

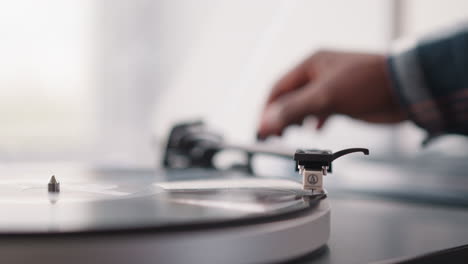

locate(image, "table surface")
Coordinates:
291 154 468 264
290 194 468 264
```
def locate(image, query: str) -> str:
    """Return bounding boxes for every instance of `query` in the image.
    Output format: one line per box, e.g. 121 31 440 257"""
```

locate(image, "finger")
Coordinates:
266 60 311 105
316 115 329 130
259 83 328 137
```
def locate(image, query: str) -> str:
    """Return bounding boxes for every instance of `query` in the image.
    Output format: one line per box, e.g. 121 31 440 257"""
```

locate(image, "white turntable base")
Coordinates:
1 199 330 264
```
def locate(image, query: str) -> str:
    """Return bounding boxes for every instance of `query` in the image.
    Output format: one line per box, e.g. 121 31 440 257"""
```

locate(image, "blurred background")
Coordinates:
1 0 468 168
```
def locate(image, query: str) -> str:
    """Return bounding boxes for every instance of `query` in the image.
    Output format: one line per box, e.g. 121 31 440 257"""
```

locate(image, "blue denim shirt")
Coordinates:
388 25 468 140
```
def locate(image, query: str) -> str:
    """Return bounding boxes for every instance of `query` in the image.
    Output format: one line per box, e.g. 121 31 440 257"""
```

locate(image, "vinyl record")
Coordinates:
0 166 330 264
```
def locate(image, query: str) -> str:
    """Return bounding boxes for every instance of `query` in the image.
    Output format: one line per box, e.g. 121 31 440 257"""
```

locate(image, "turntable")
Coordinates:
0 121 369 264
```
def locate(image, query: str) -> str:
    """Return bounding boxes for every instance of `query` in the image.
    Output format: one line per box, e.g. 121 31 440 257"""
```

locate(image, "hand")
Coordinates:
257 50 407 139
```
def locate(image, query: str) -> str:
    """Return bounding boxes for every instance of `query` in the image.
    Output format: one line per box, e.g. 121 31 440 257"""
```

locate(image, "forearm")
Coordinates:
388 24 468 137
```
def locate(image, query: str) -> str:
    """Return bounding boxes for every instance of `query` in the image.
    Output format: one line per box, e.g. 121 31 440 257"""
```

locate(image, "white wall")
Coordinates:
1 0 467 165
0 0 95 161
403 0 468 36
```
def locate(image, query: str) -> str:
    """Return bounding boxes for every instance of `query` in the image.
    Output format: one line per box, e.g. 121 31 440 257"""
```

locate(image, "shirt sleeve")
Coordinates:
387 24 468 139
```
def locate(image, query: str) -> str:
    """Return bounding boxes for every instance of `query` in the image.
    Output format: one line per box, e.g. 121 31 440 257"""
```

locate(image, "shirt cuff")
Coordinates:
387 43 445 139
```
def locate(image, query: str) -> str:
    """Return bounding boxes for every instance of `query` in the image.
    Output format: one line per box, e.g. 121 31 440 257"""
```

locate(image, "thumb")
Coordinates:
258 84 329 137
